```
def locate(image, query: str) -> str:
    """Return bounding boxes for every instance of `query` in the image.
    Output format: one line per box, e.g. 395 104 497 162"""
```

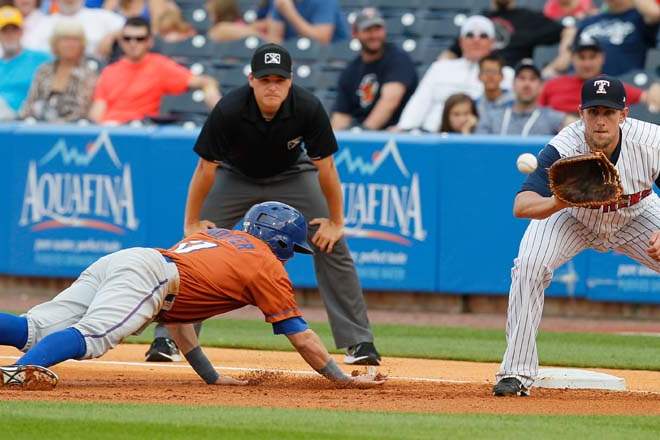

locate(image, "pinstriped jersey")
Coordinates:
549 118 660 235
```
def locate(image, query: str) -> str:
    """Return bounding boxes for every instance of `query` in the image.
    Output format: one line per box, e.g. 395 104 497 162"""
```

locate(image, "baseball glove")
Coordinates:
548 151 623 208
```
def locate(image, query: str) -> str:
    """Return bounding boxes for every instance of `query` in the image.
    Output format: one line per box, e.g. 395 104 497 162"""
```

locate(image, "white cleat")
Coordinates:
0 365 59 391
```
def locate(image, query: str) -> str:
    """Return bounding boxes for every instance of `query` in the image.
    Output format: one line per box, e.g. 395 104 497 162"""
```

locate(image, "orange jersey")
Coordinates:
156 229 301 324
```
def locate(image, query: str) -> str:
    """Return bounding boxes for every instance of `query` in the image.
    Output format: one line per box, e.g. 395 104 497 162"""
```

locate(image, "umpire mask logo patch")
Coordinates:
594 79 610 95
287 136 303 150
265 53 281 64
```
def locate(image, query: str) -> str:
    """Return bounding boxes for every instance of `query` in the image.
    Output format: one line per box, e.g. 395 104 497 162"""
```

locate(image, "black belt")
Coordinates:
160 253 177 311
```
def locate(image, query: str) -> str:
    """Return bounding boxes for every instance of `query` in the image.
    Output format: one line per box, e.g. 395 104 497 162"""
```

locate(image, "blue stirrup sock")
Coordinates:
16 327 87 368
0 313 28 349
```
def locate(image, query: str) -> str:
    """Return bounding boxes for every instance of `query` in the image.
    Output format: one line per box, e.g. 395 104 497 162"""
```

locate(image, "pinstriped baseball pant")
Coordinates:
497 201 660 388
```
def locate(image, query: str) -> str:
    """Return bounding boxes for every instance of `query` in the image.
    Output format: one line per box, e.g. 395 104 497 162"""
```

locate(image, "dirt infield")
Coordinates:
1 345 660 415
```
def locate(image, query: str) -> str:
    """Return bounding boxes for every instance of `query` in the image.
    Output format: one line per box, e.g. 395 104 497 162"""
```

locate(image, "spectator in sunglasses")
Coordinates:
397 15 513 133
89 16 220 124
440 0 575 75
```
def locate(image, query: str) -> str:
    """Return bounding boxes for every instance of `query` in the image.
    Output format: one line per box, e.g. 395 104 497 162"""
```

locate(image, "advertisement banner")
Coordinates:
7 126 149 276
287 134 438 290
0 124 16 273
586 251 660 304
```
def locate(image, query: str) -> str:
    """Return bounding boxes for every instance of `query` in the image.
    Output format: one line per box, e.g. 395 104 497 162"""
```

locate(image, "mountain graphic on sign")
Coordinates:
39 131 121 168
335 138 410 178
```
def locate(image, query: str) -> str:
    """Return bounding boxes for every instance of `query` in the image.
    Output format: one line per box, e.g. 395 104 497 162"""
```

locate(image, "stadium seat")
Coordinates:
418 0 473 16
174 0 200 8
282 38 323 62
408 17 460 39
518 0 547 11
340 0 365 6
180 6 212 33
315 68 342 91
210 37 264 66
629 104 660 124
292 64 318 91
160 92 210 125
617 70 653 88
644 48 660 79
315 89 337 113
156 36 213 64
384 16 407 37
471 0 491 13
399 38 448 65
533 44 559 69
213 65 250 91
322 40 360 67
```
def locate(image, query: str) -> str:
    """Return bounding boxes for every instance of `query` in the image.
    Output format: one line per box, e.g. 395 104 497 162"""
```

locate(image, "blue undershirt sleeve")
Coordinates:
272 317 309 335
519 144 561 197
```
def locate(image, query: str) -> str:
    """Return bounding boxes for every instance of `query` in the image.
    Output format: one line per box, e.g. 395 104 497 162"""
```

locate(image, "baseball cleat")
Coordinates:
344 342 381 366
145 337 183 362
0 365 59 391
493 377 529 397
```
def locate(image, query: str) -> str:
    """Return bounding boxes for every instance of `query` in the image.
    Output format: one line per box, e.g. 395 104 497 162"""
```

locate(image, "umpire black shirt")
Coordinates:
194 84 339 178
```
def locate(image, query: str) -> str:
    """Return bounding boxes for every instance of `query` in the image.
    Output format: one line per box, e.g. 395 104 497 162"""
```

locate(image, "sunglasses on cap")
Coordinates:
121 35 148 42
465 32 490 39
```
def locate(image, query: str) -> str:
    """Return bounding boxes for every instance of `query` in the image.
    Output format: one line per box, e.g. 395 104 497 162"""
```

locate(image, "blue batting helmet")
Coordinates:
242 201 314 262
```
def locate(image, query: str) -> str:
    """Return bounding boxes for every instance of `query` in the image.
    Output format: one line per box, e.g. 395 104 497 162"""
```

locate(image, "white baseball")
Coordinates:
517 153 538 174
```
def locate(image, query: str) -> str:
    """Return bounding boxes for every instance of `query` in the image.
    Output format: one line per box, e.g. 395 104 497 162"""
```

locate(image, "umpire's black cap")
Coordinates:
251 43 292 79
581 75 626 110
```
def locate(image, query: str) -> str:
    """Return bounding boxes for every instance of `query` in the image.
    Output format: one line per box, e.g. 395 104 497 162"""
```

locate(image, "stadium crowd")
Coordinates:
0 0 658 129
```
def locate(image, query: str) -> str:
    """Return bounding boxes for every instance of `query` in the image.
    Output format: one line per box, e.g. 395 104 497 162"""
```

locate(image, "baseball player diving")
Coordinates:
0 202 385 390
494 75 660 397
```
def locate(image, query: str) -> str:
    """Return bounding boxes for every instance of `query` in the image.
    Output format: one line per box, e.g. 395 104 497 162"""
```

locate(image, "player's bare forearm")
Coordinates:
513 191 568 219
287 330 386 385
274 0 333 44
165 323 199 354
634 0 660 23
183 158 218 236
362 83 406 130
314 156 344 226
331 112 352 130
286 329 332 370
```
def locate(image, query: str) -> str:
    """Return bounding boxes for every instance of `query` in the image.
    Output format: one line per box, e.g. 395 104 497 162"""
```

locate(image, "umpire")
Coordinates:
147 43 381 365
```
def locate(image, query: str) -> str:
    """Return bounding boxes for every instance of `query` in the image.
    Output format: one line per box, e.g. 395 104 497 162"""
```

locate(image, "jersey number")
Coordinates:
173 240 218 254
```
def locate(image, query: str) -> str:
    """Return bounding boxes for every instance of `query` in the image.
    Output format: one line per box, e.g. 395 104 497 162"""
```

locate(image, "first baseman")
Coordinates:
0 202 384 390
493 75 660 396
148 42 381 366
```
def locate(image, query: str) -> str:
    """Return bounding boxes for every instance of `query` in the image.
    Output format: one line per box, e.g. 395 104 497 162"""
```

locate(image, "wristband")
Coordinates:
184 346 220 384
316 358 350 383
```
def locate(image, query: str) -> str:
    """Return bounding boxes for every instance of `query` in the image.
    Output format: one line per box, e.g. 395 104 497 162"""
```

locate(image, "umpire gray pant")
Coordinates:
155 164 374 349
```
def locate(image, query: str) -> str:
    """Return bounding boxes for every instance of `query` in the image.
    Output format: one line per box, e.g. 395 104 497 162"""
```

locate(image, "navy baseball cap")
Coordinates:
572 34 602 53
251 43 292 79
514 58 540 78
581 75 626 110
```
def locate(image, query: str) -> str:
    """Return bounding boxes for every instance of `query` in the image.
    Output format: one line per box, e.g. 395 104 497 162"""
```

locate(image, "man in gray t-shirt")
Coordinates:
476 59 567 136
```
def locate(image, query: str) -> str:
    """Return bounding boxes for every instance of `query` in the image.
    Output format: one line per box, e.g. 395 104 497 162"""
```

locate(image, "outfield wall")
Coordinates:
1 123 659 304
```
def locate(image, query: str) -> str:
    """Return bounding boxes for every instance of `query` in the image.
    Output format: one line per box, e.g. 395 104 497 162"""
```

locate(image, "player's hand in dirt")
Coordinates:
309 218 343 253
213 376 249 386
184 220 217 237
350 373 387 386
647 231 660 261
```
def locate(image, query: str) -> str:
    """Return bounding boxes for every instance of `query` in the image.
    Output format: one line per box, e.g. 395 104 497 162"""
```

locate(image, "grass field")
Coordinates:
128 318 660 370
2 401 659 440
3 317 659 438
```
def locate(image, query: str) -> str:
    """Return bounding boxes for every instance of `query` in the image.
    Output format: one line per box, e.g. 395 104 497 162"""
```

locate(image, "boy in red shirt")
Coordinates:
539 36 659 114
